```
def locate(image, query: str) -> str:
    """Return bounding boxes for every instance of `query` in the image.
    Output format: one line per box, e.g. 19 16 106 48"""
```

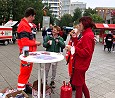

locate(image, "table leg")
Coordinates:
43 65 46 98
38 63 41 98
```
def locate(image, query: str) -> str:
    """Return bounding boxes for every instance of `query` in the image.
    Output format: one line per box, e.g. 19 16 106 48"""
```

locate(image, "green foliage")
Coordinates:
44 6 55 25
0 0 55 27
59 6 106 28
90 14 105 23
83 7 97 16
59 14 73 27
83 8 104 23
54 18 60 25
72 7 82 23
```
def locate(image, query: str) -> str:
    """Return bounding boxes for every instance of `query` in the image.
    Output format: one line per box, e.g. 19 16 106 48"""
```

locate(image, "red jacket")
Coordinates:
17 18 37 53
59 31 63 37
72 28 95 71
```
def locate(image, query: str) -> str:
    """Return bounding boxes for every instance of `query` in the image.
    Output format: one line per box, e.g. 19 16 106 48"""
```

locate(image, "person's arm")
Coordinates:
17 23 41 46
74 35 95 58
18 32 40 46
71 37 78 46
20 38 36 46
43 36 50 48
65 40 72 64
65 37 78 53
57 37 65 49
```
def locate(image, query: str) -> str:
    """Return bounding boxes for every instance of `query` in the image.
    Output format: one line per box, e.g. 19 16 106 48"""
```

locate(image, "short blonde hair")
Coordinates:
73 24 80 29
69 25 80 35
53 26 60 31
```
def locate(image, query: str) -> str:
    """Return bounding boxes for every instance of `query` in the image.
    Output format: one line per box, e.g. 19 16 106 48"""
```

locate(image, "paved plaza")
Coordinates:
0 32 115 98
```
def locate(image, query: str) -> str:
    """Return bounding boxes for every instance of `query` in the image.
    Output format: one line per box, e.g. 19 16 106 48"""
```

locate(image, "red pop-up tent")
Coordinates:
95 23 115 44
95 23 115 29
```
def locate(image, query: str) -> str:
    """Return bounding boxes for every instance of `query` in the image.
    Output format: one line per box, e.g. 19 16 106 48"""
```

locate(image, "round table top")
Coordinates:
19 51 64 63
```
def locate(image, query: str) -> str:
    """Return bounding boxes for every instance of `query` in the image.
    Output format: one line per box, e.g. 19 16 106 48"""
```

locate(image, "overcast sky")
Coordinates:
71 0 115 9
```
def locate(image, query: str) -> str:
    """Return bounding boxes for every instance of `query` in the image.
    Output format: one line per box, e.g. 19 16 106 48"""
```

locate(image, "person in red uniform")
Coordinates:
17 7 41 92
65 25 80 91
65 16 95 98
65 25 80 77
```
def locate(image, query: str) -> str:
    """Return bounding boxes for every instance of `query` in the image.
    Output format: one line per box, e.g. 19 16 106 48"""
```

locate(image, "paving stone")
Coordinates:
0 32 115 98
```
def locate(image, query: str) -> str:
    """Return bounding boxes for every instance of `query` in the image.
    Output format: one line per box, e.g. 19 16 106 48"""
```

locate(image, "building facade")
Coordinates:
95 7 115 23
42 0 61 19
61 0 71 16
42 0 86 18
70 1 86 16
61 1 86 16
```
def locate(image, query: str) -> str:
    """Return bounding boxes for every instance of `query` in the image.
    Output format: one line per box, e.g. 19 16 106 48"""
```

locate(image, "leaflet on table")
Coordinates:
29 51 50 56
29 52 57 60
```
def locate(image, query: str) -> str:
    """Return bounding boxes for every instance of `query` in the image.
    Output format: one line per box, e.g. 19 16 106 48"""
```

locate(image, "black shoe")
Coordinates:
24 84 32 94
71 85 76 91
46 80 48 85
50 81 56 88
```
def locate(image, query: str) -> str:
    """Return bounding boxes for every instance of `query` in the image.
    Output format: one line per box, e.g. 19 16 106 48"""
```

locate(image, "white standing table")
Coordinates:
19 51 64 98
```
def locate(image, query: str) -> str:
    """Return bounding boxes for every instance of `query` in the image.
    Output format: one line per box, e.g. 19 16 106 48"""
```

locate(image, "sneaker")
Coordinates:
23 84 32 94
50 81 56 88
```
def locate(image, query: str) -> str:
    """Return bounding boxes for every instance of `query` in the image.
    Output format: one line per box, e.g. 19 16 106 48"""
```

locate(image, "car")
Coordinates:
62 26 73 41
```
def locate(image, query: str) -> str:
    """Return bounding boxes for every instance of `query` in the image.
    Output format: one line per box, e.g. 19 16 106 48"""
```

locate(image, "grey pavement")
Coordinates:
0 32 115 98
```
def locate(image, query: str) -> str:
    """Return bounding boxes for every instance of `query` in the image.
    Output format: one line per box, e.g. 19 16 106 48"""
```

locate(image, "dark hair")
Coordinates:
79 16 95 29
24 7 36 17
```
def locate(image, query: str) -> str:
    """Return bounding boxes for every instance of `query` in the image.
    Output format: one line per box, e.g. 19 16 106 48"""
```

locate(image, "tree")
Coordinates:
72 7 82 24
83 8 105 23
59 14 73 27
0 0 45 26
90 14 105 23
32 0 44 25
54 18 60 25
0 0 9 24
83 7 97 16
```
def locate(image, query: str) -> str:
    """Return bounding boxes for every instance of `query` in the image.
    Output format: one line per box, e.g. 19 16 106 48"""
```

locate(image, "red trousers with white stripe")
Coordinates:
17 60 33 90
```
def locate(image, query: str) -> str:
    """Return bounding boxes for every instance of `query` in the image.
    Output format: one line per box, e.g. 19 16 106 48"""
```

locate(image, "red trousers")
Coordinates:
75 83 90 98
17 60 33 90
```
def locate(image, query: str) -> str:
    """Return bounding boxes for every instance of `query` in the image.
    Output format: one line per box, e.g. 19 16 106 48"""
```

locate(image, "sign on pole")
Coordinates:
42 16 50 29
